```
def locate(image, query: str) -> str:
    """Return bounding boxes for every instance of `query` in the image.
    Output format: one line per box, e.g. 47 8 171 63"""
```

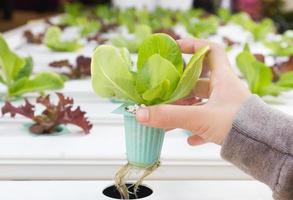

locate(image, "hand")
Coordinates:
136 38 251 146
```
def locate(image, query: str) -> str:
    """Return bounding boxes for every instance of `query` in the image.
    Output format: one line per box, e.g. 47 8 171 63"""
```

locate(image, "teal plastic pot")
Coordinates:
123 114 165 168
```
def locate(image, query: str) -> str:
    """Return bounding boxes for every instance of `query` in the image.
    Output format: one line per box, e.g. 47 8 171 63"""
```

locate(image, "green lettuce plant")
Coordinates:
185 15 219 38
0 35 65 99
265 30 293 56
229 12 275 41
110 25 152 53
44 26 82 52
91 33 209 105
236 45 293 96
59 2 84 26
217 8 231 24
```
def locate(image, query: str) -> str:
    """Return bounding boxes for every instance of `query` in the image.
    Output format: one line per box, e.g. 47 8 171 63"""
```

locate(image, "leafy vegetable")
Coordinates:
111 25 152 53
44 26 82 52
1 93 92 134
236 45 293 96
49 56 91 79
229 12 275 41
59 2 84 26
91 33 209 105
217 8 231 24
23 30 44 44
265 30 293 56
185 16 219 38
0 34 64 99
78 18 100 37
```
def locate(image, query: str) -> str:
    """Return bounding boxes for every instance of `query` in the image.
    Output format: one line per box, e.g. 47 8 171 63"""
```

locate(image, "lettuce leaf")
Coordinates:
44 26 82 52
185 16 219 38
91 33 209 105
236 45 293 96
0 34 65 98
229 13 275 41
137 33 183 73
111 25 152 53
8 72 64 97
265 30 293 56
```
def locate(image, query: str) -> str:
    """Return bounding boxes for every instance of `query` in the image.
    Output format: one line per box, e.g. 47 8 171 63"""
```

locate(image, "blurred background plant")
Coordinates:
0 0 292 32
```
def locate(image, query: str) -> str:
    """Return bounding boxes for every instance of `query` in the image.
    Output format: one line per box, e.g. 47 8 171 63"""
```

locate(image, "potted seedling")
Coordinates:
91 33 209 198
0 35 65 101
1 93 92 134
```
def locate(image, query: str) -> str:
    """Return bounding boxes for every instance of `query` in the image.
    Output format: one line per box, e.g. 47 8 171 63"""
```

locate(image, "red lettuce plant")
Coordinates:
23 30 44 44
1 93 92 134
49 56 91 79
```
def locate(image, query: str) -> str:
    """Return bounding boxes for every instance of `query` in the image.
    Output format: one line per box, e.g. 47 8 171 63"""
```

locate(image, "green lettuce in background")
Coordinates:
236 45 293 97
0 35 65 99
44 26 82 52
230 12 275 41
265 30 293 56
110 25 152 53
91 33 209 105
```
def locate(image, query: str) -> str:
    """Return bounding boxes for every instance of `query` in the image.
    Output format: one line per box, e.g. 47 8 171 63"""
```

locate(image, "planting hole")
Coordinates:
103 183 153 199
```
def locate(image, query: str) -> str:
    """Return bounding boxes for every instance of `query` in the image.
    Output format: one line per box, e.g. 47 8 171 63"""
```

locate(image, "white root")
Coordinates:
114 161 160 199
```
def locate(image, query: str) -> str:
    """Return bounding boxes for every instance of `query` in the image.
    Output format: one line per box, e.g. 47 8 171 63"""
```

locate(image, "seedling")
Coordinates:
0 35 64 100
91 33 209 198
2 93 92 134
236 45 293 96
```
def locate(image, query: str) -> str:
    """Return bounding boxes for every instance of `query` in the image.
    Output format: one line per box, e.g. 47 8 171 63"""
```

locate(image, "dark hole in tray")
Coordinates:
103 183 153 199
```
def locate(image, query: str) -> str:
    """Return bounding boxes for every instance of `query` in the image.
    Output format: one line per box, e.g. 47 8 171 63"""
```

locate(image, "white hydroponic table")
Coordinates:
0 18 292 199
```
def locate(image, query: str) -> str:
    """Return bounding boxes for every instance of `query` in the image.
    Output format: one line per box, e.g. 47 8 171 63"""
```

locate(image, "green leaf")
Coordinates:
8 72 64 97
235 45 292 97
111 25 152 53
165 46 210 103
80 20 100 36
119 48 132 69
44 26 82 52
265 31 293 56
229 13 274 41
137 33 183 74
236 45 273 94
259 84 290 97
276 72 293 88
91 45 143 103
187 16 219 38
91 33 210 105
142 79 170 104
217 8 231 23
0 34 25 84
136 54 180 100
14 57 33 80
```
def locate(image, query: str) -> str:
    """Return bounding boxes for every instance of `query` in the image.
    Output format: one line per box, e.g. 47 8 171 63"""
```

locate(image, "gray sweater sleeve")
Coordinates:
221 95 293 200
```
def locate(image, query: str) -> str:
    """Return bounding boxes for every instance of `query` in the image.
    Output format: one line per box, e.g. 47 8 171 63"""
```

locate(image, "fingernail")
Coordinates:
136 108 149 123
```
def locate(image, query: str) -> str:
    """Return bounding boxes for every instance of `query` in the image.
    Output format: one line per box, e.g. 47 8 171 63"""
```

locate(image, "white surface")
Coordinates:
0 180 273 200
158 0 193 11
1 18 293 181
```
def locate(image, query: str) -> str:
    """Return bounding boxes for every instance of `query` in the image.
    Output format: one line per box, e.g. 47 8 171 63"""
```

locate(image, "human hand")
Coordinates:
135 38 251 146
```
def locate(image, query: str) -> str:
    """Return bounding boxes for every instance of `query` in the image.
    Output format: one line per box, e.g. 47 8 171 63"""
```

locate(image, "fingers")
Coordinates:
173 96 201 105
187 134 206 146
192 78 210 98
177 38 231 73
136 104 205 131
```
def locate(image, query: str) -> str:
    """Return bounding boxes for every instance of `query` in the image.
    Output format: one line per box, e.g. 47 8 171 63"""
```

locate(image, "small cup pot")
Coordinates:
123 114 165 168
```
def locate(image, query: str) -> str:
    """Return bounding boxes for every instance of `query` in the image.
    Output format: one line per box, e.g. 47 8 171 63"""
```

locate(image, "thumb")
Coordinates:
135 104 206 131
